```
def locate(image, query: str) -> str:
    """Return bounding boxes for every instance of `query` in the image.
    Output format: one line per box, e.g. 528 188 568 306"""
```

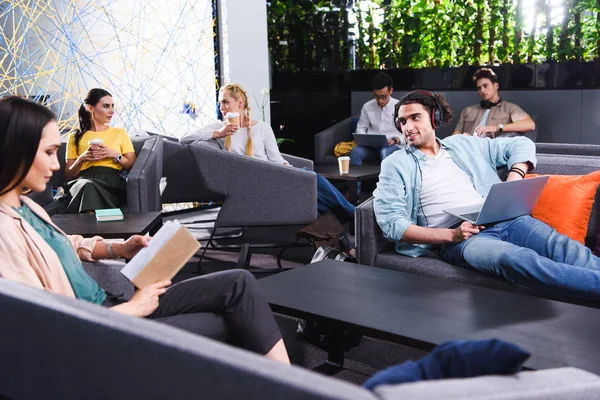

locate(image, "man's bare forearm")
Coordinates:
401 224 455 245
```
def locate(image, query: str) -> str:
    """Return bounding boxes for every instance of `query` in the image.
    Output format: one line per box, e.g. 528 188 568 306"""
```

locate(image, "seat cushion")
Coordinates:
374 251 526 292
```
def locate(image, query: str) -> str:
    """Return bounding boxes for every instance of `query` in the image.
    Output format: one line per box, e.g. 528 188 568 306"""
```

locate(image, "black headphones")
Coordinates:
394 90 444 132
480 98 502 109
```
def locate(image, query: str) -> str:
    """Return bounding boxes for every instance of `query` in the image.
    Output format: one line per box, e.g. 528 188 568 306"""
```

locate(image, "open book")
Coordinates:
120 220 200 288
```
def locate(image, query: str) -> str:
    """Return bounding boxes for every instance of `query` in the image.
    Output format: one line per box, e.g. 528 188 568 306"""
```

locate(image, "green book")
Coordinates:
95 208 124 222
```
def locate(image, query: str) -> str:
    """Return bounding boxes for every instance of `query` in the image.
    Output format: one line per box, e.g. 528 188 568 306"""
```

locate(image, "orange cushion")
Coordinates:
525 171 600 244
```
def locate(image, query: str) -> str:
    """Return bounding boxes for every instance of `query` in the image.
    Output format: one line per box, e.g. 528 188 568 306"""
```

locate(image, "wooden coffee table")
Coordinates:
51 211 163 239
315 164 380 206
259 259 600 375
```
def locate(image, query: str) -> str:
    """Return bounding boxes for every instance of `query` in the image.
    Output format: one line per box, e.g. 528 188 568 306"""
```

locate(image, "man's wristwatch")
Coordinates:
115 153 123 162
497 124 504 133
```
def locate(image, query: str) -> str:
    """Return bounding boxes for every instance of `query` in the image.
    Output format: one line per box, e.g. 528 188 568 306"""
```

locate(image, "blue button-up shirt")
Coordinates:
373 135 537 257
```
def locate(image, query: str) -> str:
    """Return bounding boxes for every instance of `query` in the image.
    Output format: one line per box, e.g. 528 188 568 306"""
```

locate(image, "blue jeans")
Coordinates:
349 144 400 166
315 172 355 224
440 216 600 300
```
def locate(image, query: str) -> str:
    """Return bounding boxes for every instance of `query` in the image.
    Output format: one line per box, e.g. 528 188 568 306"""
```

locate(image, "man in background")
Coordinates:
453 68 535 138
351 72 403 166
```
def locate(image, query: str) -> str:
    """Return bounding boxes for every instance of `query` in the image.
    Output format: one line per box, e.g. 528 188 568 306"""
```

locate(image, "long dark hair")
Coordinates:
0 97 56 196
75 88 112 149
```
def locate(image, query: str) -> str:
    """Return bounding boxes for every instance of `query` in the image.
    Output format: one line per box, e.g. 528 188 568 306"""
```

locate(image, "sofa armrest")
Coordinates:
355 197 390 266
282 153 314 170
374 367 600 400
315 118 353 163
127 136 163 212
188 144 318 227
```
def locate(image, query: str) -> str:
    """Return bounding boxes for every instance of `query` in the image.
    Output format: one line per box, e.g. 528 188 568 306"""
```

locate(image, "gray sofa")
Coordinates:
356 152 600 303
536 142 600 156
29 135 164 214
2 272 599 399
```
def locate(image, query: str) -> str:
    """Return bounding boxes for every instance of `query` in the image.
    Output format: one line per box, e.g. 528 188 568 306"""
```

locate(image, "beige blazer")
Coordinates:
0 196 101 297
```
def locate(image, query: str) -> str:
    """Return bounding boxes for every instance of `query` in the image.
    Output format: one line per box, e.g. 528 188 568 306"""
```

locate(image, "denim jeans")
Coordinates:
315 172 355 224
349 144 400 166
440 215 600 300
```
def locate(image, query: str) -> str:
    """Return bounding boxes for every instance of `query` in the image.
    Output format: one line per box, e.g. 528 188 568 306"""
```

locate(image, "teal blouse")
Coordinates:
15 203 106 304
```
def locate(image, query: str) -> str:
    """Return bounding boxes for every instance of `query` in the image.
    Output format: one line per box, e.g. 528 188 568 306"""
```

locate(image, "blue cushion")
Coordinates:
351 117 360 134
363 339 530 390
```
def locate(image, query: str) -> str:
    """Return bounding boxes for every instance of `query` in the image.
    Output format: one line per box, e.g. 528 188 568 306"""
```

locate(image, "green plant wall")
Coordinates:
267 0 600 71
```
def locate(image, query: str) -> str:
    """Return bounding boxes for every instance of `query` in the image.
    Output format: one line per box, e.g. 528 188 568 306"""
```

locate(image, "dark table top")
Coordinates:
51 211 163 239
315 163 380 181
259 259 600 374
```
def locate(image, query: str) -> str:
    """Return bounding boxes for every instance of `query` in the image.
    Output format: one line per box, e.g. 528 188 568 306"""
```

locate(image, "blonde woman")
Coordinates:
182 84 355 224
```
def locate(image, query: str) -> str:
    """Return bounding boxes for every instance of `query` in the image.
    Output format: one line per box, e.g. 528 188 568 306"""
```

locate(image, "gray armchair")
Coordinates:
355 152 600 304
29 135 164 214
315 117 354 164
161 140 317 268
127 136 164 212
187 142 318 228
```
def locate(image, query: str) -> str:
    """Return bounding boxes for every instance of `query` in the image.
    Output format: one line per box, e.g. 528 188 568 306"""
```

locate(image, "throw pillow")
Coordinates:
363 339 530 391
526 171 600 244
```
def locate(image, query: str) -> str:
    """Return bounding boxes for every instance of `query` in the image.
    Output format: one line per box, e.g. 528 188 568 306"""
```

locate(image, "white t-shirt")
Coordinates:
180 120 287 165
417 148 484 228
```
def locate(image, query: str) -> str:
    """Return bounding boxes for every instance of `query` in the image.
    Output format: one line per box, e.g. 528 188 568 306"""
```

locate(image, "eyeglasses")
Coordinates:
374 94 390 101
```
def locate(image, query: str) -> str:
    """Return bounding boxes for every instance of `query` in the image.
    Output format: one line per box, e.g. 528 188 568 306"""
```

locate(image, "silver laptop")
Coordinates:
353 133 389 148
443 175 549 225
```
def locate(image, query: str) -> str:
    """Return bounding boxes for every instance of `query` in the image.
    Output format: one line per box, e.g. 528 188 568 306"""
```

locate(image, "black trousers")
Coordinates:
103 270 281 355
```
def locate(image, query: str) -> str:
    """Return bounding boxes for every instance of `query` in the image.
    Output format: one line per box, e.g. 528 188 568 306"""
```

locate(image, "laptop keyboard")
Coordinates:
459 212 480 222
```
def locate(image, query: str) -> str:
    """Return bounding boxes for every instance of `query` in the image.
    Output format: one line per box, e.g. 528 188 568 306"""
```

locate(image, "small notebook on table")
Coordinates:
120 220 201 289
95 208 124 222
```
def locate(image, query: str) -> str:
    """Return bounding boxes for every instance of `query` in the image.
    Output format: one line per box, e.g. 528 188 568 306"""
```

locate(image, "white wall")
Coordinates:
219 0 271 123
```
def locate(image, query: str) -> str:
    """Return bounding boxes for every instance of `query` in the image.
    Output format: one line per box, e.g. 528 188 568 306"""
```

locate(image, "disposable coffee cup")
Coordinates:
88 138 103 145
338 156 350 174
225 112 240 128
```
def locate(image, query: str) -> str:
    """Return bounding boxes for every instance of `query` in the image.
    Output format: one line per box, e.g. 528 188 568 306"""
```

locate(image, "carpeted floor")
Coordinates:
167 205 428 386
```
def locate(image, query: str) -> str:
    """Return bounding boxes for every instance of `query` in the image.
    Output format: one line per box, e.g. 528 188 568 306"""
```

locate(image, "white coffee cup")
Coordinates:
225 112 240 128
338 156 350 174
88 138 103 145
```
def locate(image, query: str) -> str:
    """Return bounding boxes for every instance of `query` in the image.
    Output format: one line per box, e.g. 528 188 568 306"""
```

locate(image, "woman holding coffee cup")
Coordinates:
181 83 355 224
63 88 136 213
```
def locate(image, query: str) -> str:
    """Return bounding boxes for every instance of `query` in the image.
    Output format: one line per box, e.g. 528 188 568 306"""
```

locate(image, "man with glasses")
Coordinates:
351 72 403 167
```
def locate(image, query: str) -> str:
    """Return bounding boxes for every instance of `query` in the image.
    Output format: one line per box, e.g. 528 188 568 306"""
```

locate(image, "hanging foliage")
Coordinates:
267 0 600 72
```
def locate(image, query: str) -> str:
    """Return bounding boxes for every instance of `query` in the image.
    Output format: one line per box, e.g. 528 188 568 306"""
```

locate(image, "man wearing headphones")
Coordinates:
452 68 535 138
373 90 600 300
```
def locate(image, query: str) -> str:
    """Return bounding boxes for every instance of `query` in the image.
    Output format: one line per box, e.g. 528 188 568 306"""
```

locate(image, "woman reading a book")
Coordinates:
181 83 355 225
0 97 290 364
63 88 136 213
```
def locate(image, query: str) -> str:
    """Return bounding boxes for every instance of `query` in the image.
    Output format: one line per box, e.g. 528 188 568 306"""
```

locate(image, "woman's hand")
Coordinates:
451 221 484 243
76 146 97 164
121 280 171 317
89 143 119 160
117 235 151 259
212 123 238 139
